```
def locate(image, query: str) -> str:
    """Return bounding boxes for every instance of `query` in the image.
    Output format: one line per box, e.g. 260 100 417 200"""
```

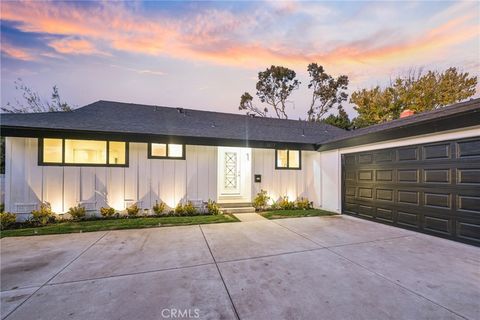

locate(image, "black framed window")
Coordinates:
39 138 128 167
275 149 301 170
148 143 185 160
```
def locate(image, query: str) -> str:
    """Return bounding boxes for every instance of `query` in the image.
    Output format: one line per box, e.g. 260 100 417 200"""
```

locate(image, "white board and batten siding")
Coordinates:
5 138 217 216
251 149 321 207
5 137 323 216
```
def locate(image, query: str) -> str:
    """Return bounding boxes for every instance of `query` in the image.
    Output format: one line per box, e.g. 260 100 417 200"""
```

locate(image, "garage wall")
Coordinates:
4 138 218 216
317 126 480 213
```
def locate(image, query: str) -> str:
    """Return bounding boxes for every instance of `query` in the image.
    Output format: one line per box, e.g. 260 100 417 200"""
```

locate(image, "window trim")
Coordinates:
275 149 301 170
147 142 186 160
38 138 129 167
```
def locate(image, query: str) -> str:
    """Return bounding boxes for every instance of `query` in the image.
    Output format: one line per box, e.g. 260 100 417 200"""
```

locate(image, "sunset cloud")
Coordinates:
1 1 478 71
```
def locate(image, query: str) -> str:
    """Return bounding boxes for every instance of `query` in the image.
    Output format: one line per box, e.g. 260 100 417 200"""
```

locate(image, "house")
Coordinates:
1 99 479 244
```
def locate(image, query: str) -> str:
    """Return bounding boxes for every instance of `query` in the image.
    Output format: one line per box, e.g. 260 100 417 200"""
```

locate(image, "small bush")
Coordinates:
152 201 166 216
253 189 270 211
174 203 185 215
0 212 16 230
174 202 198 216
183 201 197 216
68 204 86 220
278 196 295 210
296 197 313 210
126 204 140 217
100 207 116 217
31 202 54 225
207 200 221 215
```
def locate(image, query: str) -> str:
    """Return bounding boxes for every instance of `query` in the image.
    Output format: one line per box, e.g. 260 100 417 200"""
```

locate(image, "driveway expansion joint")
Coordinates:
199 225 241 320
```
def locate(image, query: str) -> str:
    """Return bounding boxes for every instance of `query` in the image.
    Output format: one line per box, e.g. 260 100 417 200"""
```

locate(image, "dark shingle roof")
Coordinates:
1 100 346 149
317 98 480 150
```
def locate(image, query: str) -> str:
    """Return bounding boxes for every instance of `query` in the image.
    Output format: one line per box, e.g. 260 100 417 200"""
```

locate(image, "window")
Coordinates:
43 138 63 163
39 138 128 166
275 149 301 169
148 143 185 159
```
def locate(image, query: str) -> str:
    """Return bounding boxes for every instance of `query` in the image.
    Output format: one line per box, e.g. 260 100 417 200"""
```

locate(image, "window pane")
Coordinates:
43 138 62 163
109 142 126 165
288 150 300 168
277 150 288 168
65 139 107 164
151 143 167 157
168 144 183 158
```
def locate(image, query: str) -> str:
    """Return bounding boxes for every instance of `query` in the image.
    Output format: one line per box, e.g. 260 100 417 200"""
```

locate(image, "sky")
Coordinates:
1 0 479 119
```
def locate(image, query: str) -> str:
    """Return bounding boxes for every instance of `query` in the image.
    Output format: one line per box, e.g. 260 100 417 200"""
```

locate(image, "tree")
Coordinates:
322 106 352 130
1 80 74 173
307 63 349 122
239 92 268 117
1 78 73 113
239 65 300 119
351 68 477 128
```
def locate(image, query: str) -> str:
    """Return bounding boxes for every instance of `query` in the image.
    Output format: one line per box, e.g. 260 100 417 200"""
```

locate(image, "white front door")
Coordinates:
218 147 251 202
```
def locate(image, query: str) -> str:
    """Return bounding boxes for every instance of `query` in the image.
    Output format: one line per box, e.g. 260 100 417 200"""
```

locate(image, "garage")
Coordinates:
342 137 480 245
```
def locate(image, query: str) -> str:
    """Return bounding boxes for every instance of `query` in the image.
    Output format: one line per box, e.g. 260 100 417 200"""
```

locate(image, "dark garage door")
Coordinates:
342 137 480 245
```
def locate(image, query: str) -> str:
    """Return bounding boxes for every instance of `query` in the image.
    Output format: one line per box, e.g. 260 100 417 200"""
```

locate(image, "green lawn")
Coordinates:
0 214 239 238
260 209 337 219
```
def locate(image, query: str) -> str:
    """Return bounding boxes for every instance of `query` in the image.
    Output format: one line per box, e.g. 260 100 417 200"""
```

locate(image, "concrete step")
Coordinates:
218 202 253 208
222 207 256 214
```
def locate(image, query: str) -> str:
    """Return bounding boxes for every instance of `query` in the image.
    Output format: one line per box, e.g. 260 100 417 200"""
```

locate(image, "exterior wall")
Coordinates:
252 149 321 206
5 138 317 216
316 126 480 214
5 138 217 216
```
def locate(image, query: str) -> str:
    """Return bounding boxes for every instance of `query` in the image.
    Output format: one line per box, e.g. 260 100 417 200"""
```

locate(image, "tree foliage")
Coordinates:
351 68 477 128
322 106 352 130
239 65 300 119
1 78 73 113
307 63 349 121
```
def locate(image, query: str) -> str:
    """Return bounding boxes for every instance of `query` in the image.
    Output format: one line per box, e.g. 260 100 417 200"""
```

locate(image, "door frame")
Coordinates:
217 146 252 203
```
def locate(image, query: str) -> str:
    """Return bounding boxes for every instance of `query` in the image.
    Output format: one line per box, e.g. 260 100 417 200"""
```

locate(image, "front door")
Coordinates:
218 147 251 202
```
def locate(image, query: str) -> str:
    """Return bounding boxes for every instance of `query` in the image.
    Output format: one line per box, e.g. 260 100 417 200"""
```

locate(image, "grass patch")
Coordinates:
0 214 239 238
260 209 337 220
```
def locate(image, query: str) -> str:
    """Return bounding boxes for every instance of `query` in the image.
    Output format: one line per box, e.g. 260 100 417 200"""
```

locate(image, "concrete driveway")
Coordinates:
1 215 479 320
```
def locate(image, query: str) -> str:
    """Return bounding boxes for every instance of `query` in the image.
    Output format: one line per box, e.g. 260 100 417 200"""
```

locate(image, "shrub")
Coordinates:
253 189 270 211
100 207 116 217
152 201 166 216
68 204 86 220
296 197 313 210
183 201 197 216
126 204 140 217
174 202 198 216
0 212 16 230
207 200 221 215
278 196 295 210
174 203 185 215
31 202 54 225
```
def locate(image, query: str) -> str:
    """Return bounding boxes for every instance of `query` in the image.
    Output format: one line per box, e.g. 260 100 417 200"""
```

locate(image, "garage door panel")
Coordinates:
456 220 480 243
424 192 451 209
457 168 480 184
423 143 451 160
397 211 420 228
457 139 480 158
424 169 451 184
342 136 480 245
376 207 394 222
398 169 419 183
423 215 451 235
